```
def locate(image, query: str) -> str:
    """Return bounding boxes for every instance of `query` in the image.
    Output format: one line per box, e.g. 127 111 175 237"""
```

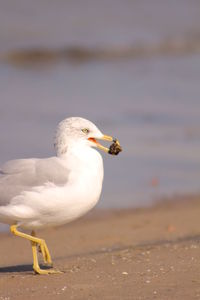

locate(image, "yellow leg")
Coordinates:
31 242 61 274
10 225 62 275
31 230 52 265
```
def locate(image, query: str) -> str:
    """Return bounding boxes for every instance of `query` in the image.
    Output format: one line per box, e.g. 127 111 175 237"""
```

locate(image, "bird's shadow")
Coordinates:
0 264 33 273
0 264 51 274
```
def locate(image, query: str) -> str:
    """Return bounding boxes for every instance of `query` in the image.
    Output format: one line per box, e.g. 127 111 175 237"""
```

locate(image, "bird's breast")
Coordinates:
53 147 104 224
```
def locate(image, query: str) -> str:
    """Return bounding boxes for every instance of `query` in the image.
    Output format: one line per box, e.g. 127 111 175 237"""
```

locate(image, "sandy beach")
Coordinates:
0 195 200 300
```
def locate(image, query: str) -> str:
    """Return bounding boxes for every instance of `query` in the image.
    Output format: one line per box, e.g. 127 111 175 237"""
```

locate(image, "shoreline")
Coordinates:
1 194 200 299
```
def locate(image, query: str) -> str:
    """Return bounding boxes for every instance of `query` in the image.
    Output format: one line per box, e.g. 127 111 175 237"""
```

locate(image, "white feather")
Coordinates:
0 117 104 229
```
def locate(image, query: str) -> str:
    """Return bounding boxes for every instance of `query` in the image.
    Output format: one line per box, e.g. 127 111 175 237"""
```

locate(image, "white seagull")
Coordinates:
0 117 122 274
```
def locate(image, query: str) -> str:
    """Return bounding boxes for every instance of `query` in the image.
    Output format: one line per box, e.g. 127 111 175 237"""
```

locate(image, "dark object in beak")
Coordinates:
108 139 122 155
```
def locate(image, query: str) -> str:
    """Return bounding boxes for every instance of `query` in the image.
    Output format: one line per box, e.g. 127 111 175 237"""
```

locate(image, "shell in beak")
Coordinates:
88 135 122 155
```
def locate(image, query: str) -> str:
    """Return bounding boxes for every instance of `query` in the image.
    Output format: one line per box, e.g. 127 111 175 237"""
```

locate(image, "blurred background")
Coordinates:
0 0 200 209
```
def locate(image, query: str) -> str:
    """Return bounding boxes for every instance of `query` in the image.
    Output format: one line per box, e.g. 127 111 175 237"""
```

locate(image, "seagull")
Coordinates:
0 117 122 274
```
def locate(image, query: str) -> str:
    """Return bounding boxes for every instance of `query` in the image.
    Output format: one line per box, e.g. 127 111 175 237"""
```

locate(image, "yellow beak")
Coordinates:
88 135 122 155
96 135 114 153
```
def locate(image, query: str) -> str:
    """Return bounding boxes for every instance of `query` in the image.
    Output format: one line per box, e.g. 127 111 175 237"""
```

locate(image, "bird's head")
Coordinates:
54 117 122 156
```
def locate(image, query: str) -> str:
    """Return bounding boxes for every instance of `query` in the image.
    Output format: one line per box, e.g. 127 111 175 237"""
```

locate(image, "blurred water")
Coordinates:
0 0 200 52
0 0 200 211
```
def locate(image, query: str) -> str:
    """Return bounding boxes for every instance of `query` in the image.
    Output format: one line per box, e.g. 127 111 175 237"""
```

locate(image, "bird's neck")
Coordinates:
58 143 103 172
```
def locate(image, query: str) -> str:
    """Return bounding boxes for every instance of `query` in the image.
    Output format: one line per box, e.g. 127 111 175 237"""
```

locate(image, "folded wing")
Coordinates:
0 157 70 206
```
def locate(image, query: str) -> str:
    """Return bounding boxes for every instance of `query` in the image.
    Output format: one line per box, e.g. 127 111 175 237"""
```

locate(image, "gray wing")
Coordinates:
0 157 70 206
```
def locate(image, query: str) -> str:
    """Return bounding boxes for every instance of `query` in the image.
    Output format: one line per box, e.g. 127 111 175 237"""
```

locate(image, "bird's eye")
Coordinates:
81 128 90 134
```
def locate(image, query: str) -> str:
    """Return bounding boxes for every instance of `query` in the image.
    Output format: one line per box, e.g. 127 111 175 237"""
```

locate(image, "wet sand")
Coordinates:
0 195 200 300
